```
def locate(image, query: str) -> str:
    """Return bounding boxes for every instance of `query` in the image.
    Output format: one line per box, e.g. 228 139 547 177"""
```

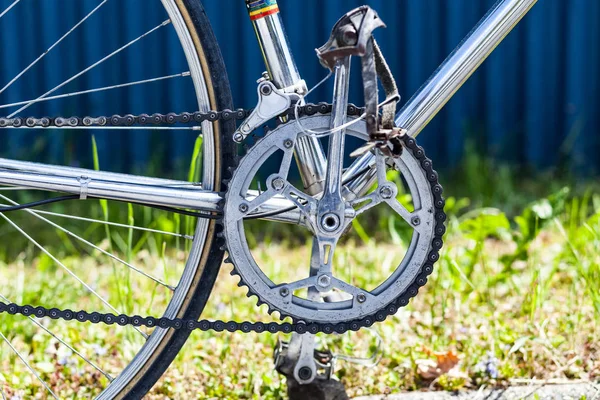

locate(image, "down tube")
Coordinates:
395 0 537 137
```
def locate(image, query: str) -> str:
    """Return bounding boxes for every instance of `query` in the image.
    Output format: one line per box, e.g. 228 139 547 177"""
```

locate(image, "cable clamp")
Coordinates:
78 176 92 200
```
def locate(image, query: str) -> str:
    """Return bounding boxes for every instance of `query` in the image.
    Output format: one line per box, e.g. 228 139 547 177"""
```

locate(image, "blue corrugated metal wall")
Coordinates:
0 0 599 174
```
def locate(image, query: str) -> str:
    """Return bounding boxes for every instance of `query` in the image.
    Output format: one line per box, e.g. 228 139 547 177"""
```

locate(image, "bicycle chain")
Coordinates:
0 104 446 335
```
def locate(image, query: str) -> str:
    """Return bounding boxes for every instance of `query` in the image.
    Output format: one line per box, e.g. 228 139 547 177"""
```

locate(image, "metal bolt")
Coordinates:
283 139 294 149
411 216 421 226
298 366 313 381
380 186 394 199
233 133 244 143
239 203 249 213
321 213 340 232
357 293 367 303
272 178 285 191
317 275 331 288
279 287 290 297
260 84 272 96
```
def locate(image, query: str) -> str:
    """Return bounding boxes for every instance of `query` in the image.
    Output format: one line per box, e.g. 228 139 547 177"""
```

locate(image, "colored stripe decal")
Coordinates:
247 0 279 20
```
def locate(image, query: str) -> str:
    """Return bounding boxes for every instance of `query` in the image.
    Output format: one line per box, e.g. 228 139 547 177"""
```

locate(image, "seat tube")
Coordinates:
246 0 326 195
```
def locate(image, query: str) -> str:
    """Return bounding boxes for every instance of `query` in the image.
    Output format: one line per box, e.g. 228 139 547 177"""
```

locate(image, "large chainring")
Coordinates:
223 114 446 326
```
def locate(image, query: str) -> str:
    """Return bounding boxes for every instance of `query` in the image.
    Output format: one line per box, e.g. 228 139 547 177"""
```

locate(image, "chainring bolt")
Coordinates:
357 293 367 303
239 203 249 213
317 275 331 288
279 287 290 297
272 178 285 191
283 139 294 149
233 133 244 143
380 186 394 199
411 216 421 226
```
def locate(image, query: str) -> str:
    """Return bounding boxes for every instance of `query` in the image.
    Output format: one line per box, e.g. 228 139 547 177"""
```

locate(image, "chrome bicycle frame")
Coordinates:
0 0 537 224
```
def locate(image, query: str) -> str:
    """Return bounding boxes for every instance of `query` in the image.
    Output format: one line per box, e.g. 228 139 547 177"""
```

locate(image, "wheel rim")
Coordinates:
0 1 221 398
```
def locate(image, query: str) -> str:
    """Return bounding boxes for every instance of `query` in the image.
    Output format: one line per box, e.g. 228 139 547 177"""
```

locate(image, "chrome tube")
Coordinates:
251 9 327 195
0 164 303 224
252 12 301 89
0 158 189 187
396 0 538 137
343 152 377 201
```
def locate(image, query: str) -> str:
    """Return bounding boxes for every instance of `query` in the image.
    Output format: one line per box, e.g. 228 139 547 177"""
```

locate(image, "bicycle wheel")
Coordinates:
0 1 234 398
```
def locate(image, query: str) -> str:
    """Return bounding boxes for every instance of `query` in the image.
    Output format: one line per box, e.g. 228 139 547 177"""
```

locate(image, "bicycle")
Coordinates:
0 0 537 398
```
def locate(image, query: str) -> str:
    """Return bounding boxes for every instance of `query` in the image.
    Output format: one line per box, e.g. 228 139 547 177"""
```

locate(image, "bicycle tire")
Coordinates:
0 0 235 398
102 1 236 398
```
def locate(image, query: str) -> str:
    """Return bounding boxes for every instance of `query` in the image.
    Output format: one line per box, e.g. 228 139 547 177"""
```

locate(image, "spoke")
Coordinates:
0 0 109 94
386 199 412 222
385 199 428 234
278 145 295 178
23 209 193 240
0 213 148 339
282 185 318 229
330 277 374 300
350 190 383 216
8 19 172 117
0 0 21 20
0 72 190 110
0 331 58 399
0 196 175 290
0 294 113 381
281 276 318 292
246 188 279 215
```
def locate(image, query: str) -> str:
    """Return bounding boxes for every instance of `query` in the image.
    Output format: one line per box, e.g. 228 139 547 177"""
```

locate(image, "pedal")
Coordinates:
316 6 386 70
274 338 335 381
233 75 306 143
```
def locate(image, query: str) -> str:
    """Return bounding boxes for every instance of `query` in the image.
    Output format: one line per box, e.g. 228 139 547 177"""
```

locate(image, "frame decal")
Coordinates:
246 0 279 21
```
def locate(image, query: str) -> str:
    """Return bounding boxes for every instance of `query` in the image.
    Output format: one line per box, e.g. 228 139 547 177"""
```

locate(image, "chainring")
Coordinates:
222 114 446 326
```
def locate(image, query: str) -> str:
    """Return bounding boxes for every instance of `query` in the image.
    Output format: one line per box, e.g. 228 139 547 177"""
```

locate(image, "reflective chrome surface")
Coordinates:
252 12 327 195
294 138 327 195
252 13 301 88
396 0 538 137
342 152 377 201
0 163 303 225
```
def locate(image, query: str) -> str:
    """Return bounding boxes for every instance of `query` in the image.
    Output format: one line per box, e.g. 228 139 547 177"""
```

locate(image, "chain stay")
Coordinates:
0 105 446 334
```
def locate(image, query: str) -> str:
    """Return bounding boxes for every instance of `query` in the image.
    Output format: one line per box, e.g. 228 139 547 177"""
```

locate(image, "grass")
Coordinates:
0 144 599 398
0 182 599 398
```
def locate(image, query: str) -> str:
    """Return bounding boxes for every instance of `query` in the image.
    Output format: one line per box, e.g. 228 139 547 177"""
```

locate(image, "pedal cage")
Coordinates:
274 338 336 380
